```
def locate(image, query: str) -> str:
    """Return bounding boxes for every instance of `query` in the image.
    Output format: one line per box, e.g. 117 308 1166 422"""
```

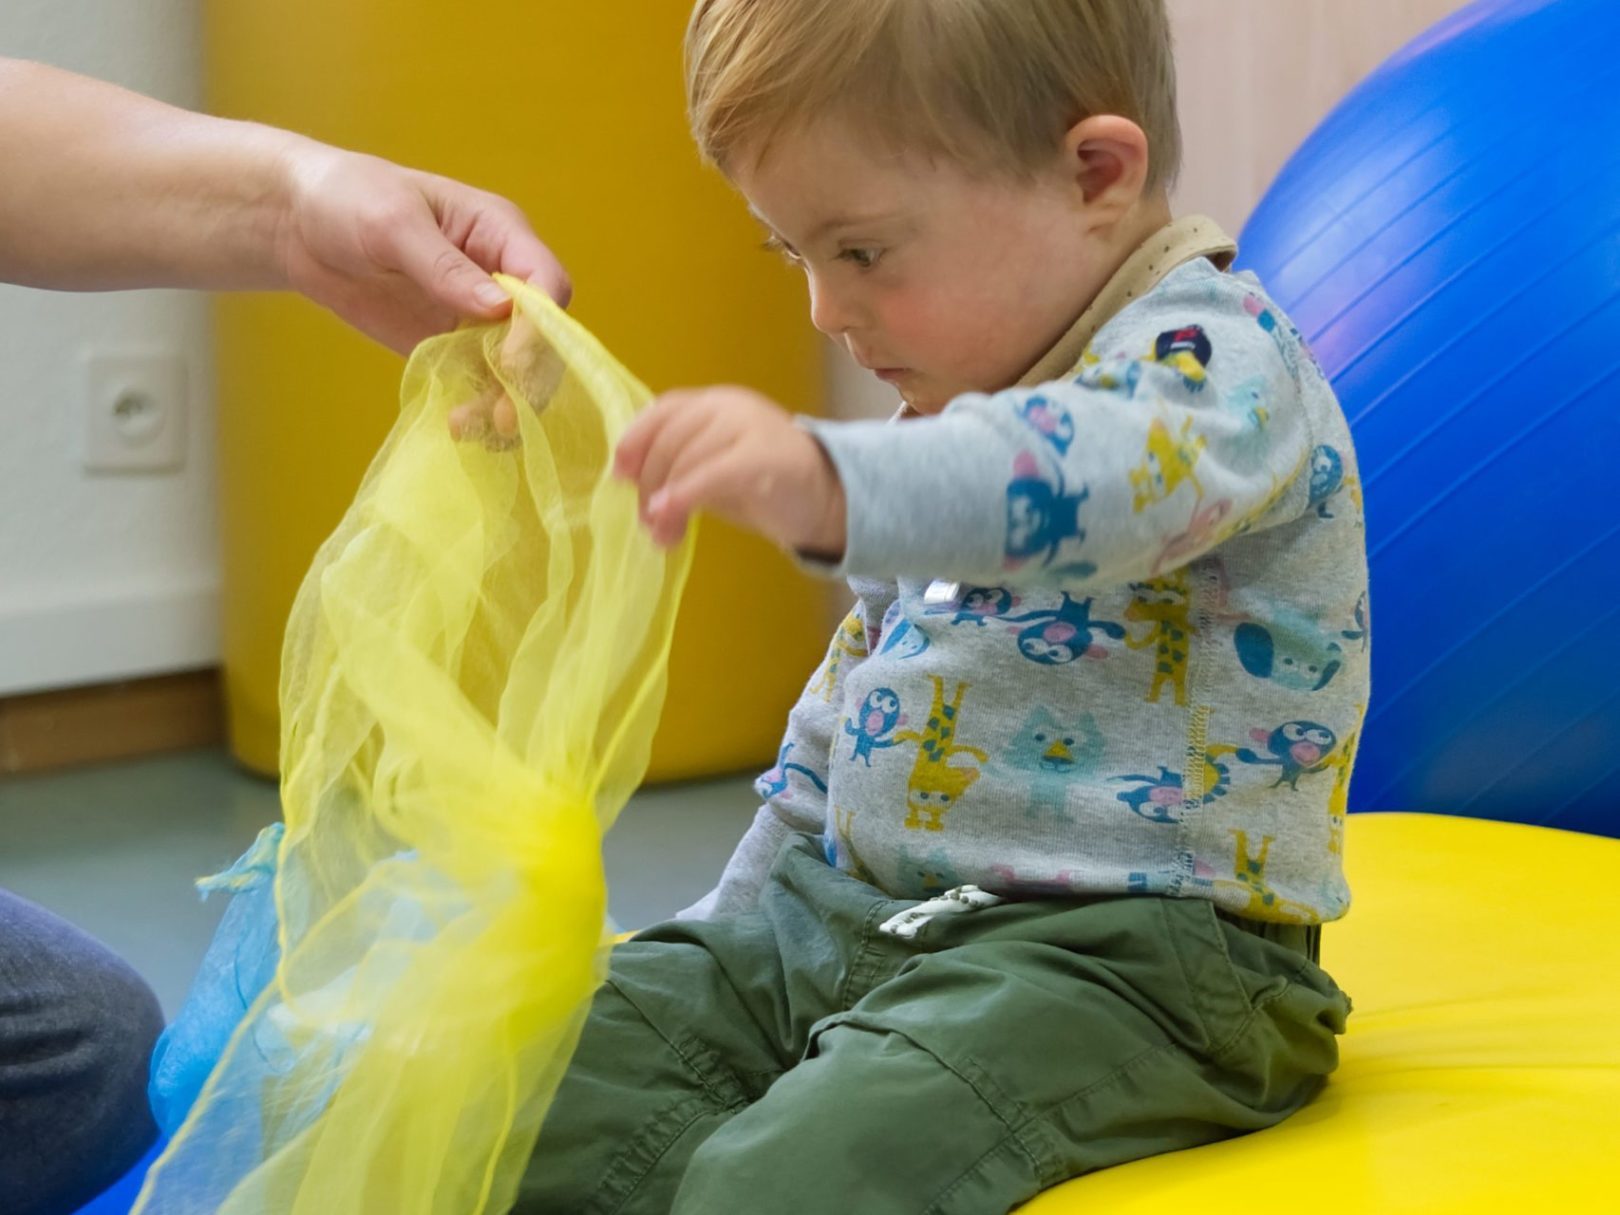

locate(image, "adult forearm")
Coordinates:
0 57 301 292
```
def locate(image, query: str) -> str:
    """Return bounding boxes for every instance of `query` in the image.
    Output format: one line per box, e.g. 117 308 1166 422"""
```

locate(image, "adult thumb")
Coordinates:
392 216 510 320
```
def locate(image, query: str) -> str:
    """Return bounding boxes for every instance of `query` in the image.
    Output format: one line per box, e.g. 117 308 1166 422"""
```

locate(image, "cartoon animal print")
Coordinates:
1112 745 1237 823
1219 829 1317 923
1005 451 1096 575
1112 766 1185 824
896 844 964 897
1128 857 1216 895
1124 573 1195 705
1016 394 1075 457
1151 325 1214 392
1308 445 1346 518
1221 375 1273 464
1130 415 1207 512
1152 498 1234 575
1005 594 1127 667
1235 721 1340 790
987 863 1077 898
893 677 988 831
842 687 904 766
998 706 1105 821
807 609 868 702
877 600 931 659
755 741 829 802
1323 722 1361 856
829 806 878 885
1243 292 1317 384
923 586 1021 627
1341 593 1370 651
1074 352 1144 398
1233 608 1345 693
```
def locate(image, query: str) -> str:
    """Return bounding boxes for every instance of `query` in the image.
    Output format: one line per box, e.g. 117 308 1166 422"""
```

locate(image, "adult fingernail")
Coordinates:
475 282 506 307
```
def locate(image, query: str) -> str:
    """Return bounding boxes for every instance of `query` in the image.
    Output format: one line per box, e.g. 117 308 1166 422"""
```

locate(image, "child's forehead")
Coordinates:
734 124 951 238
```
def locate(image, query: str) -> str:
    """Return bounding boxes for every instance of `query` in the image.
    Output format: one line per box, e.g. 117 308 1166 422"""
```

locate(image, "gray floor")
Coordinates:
0 748 759 1016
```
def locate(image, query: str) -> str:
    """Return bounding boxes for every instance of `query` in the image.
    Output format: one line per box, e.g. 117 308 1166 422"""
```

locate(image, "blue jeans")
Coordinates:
0 889 163 1215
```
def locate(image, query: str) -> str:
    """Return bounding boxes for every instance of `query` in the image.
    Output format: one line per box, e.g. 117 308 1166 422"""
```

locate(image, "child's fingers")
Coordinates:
636 404 723 509
647 454 746 543
620 392 703 487
614 397 677 481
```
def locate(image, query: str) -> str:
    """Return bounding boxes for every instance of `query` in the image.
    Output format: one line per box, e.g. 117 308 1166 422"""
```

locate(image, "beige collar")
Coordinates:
1016 213 1237 387
895 214 1236 420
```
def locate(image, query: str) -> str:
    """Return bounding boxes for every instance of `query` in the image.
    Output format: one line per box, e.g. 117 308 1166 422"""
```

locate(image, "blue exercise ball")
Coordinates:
1237 0 1620 836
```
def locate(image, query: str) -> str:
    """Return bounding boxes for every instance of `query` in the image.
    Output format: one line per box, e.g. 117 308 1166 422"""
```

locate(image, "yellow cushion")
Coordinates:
1023 812 1620 1213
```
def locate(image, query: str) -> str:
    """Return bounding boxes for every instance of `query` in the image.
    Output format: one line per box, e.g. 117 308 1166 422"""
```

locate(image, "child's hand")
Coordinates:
614 386 847 556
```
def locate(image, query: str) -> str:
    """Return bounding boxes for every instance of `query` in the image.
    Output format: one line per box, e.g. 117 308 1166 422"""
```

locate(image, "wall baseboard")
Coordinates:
0 584 221 698
0 668 224 775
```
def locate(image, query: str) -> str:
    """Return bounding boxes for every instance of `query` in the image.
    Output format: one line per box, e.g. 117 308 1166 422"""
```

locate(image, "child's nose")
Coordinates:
807 273 853 337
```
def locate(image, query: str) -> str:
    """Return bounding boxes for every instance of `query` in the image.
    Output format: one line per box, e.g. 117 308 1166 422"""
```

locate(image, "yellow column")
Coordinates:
209 1 827 781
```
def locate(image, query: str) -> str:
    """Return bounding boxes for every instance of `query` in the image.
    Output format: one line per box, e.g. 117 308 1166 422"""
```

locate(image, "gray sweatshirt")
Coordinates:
685 216 1370 925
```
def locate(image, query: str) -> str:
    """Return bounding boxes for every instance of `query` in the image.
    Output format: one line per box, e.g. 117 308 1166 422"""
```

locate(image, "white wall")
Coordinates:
0 0 216 695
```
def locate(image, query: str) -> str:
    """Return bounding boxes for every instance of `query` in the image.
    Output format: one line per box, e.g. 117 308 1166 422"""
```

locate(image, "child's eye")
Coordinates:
841 247 881 269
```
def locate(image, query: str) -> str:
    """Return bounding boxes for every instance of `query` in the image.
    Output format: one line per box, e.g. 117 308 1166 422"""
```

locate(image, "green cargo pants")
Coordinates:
517 834 1351 1215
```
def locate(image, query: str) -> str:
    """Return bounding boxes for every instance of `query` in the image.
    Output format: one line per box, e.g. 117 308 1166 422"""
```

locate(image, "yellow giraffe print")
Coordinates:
1219 829 1318 923
807 609 868 703
1124 572 1194 706
893 676 988 832
832 806 878 885
1130 415 1206 512
1322 722 1361 857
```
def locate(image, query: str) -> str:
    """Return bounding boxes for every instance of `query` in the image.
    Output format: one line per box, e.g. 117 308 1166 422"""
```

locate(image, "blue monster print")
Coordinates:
923 586 1020 627
1005 593 1126 667
1016 394 1075 457
1112 766 1186 824
843 687 904 766
1308 445 1345 518
1005 451 1097 575
1112 748 1235 824
1236 721 1339 790
754 741 828 801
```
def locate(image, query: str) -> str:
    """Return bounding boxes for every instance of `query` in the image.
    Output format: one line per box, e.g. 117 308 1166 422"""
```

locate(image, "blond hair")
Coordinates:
686 0 1181 190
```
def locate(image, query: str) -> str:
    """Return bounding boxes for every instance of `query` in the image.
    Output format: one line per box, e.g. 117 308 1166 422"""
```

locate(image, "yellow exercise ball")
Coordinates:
209 1 827 782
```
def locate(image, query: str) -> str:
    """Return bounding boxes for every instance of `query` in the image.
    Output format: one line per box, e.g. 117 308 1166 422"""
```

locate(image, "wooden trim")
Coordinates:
0 669 224 775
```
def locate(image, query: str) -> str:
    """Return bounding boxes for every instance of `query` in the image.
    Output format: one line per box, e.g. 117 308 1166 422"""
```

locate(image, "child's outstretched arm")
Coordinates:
617 275 1323 589
803 284 1322 589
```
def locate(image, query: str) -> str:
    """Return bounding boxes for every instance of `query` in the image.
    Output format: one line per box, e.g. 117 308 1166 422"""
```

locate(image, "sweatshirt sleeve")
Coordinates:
803 270 1319 589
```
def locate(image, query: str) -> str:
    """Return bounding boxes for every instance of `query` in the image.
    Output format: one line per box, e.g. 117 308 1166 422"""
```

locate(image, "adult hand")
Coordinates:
279 142 571 355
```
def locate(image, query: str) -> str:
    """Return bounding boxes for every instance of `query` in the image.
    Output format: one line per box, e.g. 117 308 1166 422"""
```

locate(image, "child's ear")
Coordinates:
1061 115 1152 227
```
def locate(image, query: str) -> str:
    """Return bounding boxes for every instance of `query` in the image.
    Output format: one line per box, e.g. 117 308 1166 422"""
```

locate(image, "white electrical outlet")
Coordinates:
83 351 188 473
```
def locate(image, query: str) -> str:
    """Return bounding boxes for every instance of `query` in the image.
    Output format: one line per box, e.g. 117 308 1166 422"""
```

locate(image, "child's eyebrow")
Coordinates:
748 207 907 246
